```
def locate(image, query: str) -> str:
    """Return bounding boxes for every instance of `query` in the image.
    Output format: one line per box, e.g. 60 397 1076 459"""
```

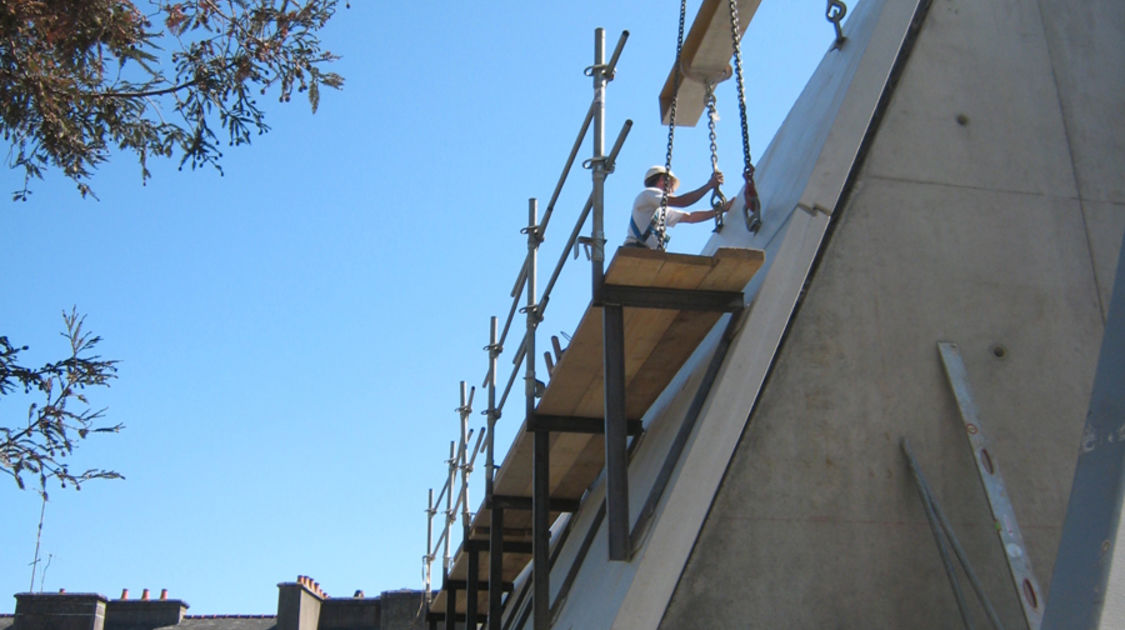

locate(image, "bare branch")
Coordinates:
1 309 122 491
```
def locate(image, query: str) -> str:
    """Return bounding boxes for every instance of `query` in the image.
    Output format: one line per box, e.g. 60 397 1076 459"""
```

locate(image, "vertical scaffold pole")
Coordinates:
425 488 435 605
591 27 608 292
459 381 472 532
444 439 456 630
459 382 478 628
445 441 455 574
486 316 504 630
589 25 629 562
526 198 549 630
486 316 499 498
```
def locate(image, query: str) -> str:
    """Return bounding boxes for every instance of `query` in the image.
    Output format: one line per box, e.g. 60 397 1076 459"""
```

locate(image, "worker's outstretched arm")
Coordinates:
668 171 723 208
679 207 724 224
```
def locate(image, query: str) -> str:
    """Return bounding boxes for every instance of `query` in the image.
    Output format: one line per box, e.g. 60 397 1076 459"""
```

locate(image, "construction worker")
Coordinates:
625 165 729 249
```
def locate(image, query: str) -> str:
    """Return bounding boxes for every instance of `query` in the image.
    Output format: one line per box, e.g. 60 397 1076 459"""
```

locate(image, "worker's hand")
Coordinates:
709 171 724 189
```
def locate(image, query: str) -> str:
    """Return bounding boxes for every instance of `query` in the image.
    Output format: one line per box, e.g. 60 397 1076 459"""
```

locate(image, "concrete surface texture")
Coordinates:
659 0 1124 628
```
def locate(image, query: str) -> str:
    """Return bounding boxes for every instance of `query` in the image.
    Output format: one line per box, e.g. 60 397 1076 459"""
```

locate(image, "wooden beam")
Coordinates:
658 0 763 126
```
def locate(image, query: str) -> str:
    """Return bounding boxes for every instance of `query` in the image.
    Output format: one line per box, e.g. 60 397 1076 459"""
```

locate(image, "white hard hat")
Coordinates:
644 165 679 187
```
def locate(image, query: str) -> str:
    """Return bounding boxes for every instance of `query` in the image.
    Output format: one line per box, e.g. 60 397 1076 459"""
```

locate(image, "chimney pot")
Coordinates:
141 588 150 601
121 589 129 600
58 588 66 594
160 589 168 600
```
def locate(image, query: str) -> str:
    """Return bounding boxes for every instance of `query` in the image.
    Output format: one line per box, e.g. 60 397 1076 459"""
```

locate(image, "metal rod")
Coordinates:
541 119 632 307
917 455 1007 629
632 313 740 548
607 118 633 168
498 347 522 415
540 100 597 239
460 382 472 532
430 522 449 560
504 98 595 315
590 27 608 294
605 30 629 80
448 431 482 536
511 335 527 367
489 505 504 630
508 97 597 299
526 197 550 630
467 545 479 630
900 438 1008 630
425 487 435 602
501 275 523 346
603 302 629 561
903 439 976 630
445 441 455 573
486 317 499 496
499 119 630 417
433 476 450 512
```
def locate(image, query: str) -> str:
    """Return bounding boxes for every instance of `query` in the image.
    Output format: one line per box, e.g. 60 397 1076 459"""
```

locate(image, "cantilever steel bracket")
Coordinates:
596 284 744 312
491 495 582 513
528 413 643 436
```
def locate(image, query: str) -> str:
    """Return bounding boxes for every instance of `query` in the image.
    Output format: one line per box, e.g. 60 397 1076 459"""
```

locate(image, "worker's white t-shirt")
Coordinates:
625 188 687 249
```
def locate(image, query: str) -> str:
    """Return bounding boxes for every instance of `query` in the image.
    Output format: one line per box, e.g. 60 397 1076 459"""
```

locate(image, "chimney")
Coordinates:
105 591 188 628
276 575 324 630
318 591 379 630
14 592 108 630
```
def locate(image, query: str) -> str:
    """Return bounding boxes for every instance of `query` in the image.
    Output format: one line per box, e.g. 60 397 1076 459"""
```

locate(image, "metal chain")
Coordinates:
728 0 762 233
705 82 726 231
657 0 688 250
827 0 848 48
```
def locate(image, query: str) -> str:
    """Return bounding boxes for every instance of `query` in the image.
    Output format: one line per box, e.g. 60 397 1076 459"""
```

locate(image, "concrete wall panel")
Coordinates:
1037 0 1125 204
864 0 1076 198
660 174 1103 628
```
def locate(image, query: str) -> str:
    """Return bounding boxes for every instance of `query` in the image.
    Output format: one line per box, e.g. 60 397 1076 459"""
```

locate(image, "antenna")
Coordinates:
29 488 47 591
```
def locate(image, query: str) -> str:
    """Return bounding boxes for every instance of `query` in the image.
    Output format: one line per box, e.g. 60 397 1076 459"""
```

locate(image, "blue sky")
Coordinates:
1 1 853 615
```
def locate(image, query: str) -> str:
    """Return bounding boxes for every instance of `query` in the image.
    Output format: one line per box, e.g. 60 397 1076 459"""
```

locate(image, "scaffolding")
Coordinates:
422 28 631 630
421 23 764 630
